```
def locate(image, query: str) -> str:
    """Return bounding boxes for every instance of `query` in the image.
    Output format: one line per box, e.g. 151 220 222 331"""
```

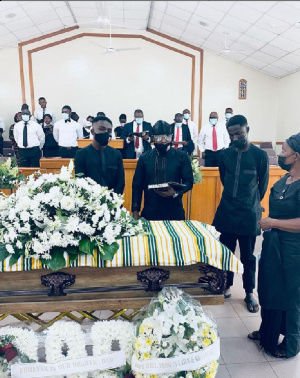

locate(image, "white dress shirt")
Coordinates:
53 119 84 147
77 117 89 128
13 120 45 149
172 124 183 149
183 119 197 146
126 121 144 154
197 120 230 153
0 116 5 131
34 107 56 123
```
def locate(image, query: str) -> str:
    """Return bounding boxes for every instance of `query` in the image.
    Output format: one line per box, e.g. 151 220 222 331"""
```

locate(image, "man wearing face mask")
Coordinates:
212 115 269 313
83 116 94 139
74 116 125 195
132 120 193 221
170 113 194 155
53 105 83 158
13 109 45 167
114 114 127 139
122 109 152 159
197 111 230 167
182 109 198 155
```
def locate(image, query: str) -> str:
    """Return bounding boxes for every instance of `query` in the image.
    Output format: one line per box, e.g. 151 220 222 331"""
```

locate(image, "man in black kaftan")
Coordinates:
75 116 125 195
213 115 269 312
132 120 193 221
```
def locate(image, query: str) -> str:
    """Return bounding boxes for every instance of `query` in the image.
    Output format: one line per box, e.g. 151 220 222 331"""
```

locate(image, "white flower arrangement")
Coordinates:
91 320 135 377
45 321 88 378
0 161 146 270
0 327 38 376
132 288 219 378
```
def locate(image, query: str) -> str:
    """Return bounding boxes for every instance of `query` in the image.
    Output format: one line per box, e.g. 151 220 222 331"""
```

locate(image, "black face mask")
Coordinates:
155 143 170 154
278 155 294 171
95 132 110 146
232 136 247 149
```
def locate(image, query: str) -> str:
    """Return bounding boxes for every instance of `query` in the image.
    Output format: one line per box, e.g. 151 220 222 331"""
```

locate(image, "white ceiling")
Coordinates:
1 1 300 78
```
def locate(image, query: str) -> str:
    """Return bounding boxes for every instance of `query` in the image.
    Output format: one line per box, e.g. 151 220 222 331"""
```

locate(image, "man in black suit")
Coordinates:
170 113 194 155
74 116 125 195
122 109 152 159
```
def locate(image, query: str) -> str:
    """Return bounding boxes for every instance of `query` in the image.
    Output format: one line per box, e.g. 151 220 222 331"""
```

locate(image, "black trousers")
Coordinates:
18 146 41 167
43 146 60 158
205 149 222 167
59 146 78 158
220 232 257 293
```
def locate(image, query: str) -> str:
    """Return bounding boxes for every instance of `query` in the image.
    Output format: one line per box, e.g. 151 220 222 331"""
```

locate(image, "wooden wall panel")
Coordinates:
18 160 286 224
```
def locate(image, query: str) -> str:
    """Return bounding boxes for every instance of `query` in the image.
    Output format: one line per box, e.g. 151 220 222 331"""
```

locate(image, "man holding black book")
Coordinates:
132 120 193 221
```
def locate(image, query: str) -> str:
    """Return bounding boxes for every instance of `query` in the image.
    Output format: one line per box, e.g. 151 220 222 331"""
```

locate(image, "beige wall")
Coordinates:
0 27 282 146
276 70 300 143
202 52 278 145
0 48 22 139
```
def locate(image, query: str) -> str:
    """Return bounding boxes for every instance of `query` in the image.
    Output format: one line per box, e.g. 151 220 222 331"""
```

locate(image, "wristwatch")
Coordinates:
172 192 179 198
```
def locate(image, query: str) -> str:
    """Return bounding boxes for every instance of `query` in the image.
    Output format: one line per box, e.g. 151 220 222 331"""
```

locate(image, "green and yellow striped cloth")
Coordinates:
0 221 243 274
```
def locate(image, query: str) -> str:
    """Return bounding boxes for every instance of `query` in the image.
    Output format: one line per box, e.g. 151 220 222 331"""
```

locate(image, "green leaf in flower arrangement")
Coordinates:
101 242 119 261
46 250 66 271
56 208 68 222
0 244 9 262
79 238 97 256
67 246 79 255
9 254 20 266
68 254 79 266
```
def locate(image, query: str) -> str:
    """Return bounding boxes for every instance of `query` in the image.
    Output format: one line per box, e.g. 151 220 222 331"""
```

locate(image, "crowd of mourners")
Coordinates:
0 96 300 360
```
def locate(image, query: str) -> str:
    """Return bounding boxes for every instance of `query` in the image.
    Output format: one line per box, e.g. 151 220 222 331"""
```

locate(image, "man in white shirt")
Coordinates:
182 109 198 155
219 107 234 129
53 105 84 158
34 97 55 125
13 109 45 167
197 111 230 167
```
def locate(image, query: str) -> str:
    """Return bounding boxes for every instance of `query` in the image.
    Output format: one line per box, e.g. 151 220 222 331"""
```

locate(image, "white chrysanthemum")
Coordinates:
60 196 75 211
5 244 14 254
0 327 38 361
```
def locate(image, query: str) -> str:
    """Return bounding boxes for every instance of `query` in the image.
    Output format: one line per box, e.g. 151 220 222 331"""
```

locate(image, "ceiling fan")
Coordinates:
219 32 253 55
68 1 142 54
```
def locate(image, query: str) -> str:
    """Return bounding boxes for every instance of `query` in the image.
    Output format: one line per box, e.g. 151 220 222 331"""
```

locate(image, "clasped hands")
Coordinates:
258 217 275 231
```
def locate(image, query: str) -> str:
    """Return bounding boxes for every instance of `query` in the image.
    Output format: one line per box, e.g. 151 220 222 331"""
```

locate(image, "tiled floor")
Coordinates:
203 235 300 378
1 235 299 377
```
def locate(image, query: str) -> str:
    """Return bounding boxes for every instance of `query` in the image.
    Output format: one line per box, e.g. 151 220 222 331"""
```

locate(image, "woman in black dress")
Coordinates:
42 114 59 158
249 133 300 358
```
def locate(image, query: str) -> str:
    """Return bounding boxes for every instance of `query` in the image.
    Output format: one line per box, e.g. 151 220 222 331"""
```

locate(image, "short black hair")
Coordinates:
152 120 172 135
175 113 183 118
21 103 29 110
134 109 143 114
97 111 106 117
62 105 71 111
38 97 46 101
119 113 126 120
226 115 248 128
225 107 233 113
87 115 94 120
92 116 112 126
43 113 52 120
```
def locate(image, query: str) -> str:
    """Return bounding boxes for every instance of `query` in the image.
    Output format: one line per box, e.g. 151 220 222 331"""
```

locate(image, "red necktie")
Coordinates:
175 126 180 149
212 126 218 151
135 124 140 149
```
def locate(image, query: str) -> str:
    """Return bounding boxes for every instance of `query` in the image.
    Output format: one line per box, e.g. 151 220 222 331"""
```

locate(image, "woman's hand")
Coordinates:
258 217 275 231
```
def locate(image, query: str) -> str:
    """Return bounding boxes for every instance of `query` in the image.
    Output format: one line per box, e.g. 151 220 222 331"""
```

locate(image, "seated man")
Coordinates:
132 120 193 221
170 113 194 155
122 109 152 159
75 116 125 195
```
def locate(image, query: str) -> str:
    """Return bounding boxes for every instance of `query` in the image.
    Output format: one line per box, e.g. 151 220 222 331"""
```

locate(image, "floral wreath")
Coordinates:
0 327 38 376
132 288 219 378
